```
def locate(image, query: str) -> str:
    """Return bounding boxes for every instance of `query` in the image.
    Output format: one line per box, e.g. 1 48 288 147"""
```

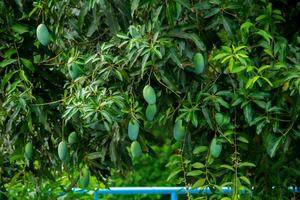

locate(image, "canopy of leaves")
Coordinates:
0 0 299 199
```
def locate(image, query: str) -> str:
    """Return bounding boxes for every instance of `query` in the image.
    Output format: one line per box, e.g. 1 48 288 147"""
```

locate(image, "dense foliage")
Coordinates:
0 0 300 199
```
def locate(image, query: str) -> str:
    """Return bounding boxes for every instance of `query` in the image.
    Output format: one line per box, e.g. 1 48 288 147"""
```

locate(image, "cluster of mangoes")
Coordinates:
127 85 159 159
25 133 90 188
57 132 77 162
57 133 89 187
143 85 157 121
172 53 204 141
128 120 142 159
36 24 83 80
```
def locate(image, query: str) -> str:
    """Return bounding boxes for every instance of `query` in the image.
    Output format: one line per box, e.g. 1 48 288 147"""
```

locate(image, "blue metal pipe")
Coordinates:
170 192 178 200
93 186 300 200
94 186 236 195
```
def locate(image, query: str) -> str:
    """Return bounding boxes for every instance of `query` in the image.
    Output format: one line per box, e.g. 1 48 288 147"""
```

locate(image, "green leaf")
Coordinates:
193 146 208 154
131 0 139 16
239 176 251 185
20 58 34 72
19 70 29 82
221 198 232 200
0 59 17 68
1 71 18 87
239 162 256 168
222 16 233 36
240 21 254 33
213 53 229 61
215 113 230 126
220 164 234 171
87 152 102 160
261 77 273 87
231 66 246 73
216 97 230 109
237 136 249 143
168 31 206 51
266 134 282 158
243 104 252 124
256 29 273 43
167 169 182 181
78 5 89 33
11 24 29 34
141 52 150 77
104 2 120 35
192 178 206 188
175 0 190 9
192 162 205 169
204 8 220 18
245 76 260 89
194 2 211 10
187 170 203 176
202 107 214 130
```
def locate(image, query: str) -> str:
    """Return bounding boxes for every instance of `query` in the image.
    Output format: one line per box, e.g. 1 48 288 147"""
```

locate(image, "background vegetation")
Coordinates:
0 0 299 199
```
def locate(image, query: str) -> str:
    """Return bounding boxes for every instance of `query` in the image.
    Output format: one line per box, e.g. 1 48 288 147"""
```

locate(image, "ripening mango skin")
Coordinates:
143 85 156 104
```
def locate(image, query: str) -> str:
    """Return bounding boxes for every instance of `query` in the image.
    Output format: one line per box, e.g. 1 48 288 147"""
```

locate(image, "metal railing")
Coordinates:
69 186 300 200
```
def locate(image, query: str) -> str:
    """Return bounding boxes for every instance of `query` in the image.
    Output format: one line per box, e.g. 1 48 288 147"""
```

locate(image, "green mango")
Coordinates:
36 24 50 46
24 142 33 160
68 63 82 80
193 53 205 74
131 141 142 158
68 132 77 144
143 85 156 104
79 167 90 188
64 150 71 164
210 137 222 158
58 141 68 161
173 119 185 141
128 119 139 141
146 104 157 121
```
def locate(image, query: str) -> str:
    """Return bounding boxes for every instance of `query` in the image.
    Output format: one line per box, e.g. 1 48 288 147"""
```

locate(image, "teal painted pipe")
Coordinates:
92 186 300 200
58 186 299 199
93 186 242 200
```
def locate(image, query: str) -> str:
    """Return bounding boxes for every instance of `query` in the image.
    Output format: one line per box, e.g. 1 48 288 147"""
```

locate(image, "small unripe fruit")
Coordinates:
173 120 185 141
193 53 205 74
146 104 157 121
25 142 33 160
58 141 68 161
131 141 142 158
128 120 139 141
210 137 222 158
143 85 156 104
68 132 77 144
36 24 50 46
